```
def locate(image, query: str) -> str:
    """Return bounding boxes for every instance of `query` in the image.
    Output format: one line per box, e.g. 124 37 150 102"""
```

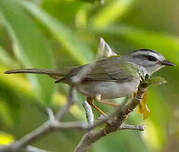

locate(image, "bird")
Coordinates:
4 49 175 115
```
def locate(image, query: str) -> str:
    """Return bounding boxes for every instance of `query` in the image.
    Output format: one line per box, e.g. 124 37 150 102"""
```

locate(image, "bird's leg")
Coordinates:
86 97 106 116
98 100 119 107
95 94 119 107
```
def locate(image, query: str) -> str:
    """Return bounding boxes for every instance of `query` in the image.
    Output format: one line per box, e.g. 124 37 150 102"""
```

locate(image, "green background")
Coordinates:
0 0 179 151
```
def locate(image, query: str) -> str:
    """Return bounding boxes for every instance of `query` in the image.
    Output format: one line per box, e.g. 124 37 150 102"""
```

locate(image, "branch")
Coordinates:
73 79 149 152
119 124 145 131
0 87 114 152
26 146 48 152
0 76 150 152
55 87 75 121
73 101 94 152
0 87 76 152
0 38 152 152
83 101 94 126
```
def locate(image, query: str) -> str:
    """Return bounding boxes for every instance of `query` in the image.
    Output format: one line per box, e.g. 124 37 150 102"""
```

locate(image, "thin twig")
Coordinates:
0 122 90 151
73 80 149 152
74 101 95 152
0 122 50 152
0 78 148 152
0 88 75 152
55 87 75 121
119 124 145 131
73 98 128 152
26 146 48 152
46 108 55 122
83 101 94 126
0 37 150 152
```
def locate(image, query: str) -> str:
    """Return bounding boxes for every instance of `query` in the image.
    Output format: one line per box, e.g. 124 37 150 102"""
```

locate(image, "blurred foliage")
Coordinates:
0 0 179 151
0 132 14 145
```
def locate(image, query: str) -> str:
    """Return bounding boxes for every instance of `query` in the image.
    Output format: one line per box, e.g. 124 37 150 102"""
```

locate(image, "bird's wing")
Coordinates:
81 57 138 82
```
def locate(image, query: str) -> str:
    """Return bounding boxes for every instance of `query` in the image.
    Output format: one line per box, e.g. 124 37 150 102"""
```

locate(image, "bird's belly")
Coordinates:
76 78 140 99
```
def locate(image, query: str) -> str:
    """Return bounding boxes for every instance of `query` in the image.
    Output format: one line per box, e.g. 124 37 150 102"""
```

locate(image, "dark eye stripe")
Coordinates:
142 55 157 61
132 54 158 62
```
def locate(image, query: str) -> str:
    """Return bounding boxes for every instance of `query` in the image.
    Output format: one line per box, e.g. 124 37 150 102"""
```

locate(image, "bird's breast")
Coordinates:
75 78 140 99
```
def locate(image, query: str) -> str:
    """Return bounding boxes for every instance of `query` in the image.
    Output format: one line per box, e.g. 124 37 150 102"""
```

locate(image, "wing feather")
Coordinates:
71 57 138 82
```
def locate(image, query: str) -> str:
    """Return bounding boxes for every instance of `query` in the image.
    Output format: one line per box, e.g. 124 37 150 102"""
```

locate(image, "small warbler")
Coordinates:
5 49 175 114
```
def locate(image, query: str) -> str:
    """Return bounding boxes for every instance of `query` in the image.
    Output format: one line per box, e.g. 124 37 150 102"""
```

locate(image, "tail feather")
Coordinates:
4 68 65 80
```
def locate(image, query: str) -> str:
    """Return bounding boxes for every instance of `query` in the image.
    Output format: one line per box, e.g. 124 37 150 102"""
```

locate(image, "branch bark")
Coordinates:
0 38 155 152
0 88 76 152
0 78 149 152
73 80 149 152
55 87 75 121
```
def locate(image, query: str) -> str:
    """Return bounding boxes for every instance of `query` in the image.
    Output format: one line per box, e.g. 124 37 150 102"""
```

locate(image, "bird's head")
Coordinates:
127 49 175 75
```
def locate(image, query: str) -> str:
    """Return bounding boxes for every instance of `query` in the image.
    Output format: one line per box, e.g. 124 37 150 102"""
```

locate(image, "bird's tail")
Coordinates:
4 68 65 80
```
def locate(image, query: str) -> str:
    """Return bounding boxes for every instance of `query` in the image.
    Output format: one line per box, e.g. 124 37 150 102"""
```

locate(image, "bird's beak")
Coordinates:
161 60 175 66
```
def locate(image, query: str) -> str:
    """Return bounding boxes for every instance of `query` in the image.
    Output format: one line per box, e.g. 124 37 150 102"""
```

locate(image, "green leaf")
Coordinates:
0 98 14 126
0 46 19 67
91 0 134 29
94 131 149 152
145 88 172 148
20 0 94 64
0 0 55 104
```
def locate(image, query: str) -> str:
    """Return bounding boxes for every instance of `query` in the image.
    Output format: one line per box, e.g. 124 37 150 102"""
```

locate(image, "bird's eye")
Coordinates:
147 55 157 61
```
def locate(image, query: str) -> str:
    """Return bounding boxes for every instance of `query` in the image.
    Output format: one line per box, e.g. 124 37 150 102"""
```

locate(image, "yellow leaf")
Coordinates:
136 92 150 119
